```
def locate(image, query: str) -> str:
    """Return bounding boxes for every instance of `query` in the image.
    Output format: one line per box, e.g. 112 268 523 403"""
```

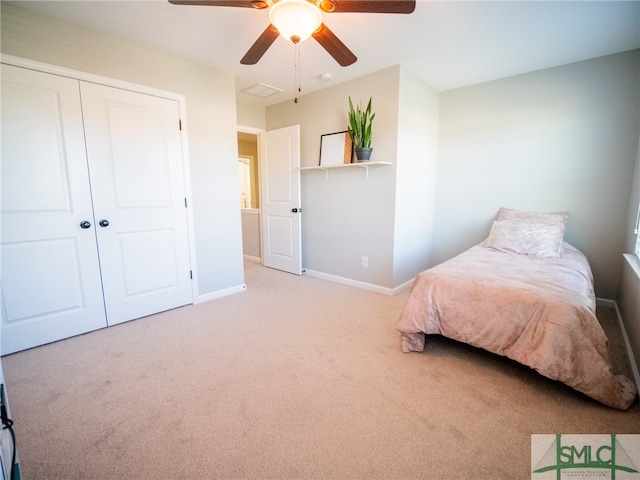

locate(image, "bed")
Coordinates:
397 208 637 410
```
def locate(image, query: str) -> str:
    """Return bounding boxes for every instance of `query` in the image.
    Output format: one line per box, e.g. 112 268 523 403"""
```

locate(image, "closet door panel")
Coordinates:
79 83 193 325
0 65 107 355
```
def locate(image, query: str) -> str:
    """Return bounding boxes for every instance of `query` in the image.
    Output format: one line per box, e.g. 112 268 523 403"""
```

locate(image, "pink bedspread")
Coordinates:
397 242 636 410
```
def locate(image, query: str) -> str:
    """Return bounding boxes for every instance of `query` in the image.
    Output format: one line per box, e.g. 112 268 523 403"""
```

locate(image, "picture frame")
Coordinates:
319 131 353 166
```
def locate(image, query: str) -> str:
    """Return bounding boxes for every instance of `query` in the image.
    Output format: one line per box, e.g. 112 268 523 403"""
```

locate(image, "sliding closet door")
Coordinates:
79 83 193 326
0 65 107 355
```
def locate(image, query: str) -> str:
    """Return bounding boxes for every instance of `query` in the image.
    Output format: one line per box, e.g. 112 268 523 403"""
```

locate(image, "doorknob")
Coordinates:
80 220 92 229
291 208 302 213
99 219 110 227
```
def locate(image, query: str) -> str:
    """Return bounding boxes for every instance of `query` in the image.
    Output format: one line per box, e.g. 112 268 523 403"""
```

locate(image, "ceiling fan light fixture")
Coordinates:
269 0 322 44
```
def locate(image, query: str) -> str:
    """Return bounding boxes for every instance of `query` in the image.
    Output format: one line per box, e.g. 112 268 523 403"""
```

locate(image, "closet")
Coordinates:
1 63 193 355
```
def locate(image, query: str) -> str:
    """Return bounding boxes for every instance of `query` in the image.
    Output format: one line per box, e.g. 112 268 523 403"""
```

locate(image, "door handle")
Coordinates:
99 219 110 228
80 220 92 229
291 208 302 213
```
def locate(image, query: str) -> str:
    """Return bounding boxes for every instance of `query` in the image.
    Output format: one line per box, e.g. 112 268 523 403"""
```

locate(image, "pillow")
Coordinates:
486 208 569 258
496 207 569 227
485 220 565 257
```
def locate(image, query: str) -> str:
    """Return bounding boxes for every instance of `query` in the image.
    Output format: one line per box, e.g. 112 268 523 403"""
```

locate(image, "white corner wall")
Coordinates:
393 68 440 286
0 3 245 301
433 50 640 298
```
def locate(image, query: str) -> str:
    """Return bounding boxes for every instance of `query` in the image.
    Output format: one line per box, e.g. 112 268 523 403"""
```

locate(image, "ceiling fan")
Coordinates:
168 0 416 67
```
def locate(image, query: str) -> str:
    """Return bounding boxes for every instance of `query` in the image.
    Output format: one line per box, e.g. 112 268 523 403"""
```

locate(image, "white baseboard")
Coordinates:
194 284 246 304
243 254 261 263
602 298 640 392
614 301 640 391
304 269 414 296
595 297 616 308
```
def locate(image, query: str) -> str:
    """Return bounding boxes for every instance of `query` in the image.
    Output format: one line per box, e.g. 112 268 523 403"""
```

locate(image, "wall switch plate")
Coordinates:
361 256 368 267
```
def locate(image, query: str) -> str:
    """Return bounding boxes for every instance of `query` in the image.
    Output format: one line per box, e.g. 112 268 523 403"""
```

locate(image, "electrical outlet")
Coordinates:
361 256 368 267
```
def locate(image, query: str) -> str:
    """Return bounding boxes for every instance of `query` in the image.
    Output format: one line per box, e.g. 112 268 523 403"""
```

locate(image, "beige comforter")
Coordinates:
397 242 636 410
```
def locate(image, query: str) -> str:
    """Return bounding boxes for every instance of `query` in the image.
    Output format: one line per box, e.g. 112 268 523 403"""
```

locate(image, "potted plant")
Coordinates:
347 96 375 162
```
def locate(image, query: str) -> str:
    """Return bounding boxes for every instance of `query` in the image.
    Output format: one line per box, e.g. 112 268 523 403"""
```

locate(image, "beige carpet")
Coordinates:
3 261 639 480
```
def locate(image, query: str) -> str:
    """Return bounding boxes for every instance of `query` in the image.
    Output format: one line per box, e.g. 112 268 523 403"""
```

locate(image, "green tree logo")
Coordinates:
533 434 639 479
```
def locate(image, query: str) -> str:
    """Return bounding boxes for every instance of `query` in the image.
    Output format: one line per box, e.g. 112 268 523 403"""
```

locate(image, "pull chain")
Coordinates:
294 42 301 103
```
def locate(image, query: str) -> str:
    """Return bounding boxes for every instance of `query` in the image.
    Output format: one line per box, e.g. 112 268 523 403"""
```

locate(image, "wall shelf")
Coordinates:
300 161 391 179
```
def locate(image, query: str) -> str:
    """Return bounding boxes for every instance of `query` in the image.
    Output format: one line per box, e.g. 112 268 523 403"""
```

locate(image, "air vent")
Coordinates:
241 82 283 98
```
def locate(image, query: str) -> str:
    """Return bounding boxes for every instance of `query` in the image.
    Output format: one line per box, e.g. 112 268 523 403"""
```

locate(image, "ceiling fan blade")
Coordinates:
312 23 357 67
168 0 265 8
240 25 280 65
322 0 415 14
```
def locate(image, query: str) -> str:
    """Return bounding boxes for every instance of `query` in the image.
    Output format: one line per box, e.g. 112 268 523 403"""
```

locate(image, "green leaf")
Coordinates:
347 96 374 148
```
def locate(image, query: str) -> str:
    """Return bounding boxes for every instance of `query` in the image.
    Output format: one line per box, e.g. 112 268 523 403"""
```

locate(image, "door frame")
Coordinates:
1 54 199 302
237 125 265 263
237 124 302 275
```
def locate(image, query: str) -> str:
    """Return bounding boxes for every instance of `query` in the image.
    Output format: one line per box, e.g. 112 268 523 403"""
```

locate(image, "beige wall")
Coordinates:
1 4 245 299
434 50 640 298
265 51 640 296
623 135 640 254
393 67 440 285
267 67 400 288
237 101 266 131
240 210 261 259
266 66 437 290
617 130 640 375
4 4 637 335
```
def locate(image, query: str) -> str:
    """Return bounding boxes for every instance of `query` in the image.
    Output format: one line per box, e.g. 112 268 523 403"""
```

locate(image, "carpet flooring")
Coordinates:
2 261 639 479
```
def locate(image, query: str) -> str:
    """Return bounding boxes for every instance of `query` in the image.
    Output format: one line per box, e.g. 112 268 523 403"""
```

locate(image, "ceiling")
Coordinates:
9 0 640 107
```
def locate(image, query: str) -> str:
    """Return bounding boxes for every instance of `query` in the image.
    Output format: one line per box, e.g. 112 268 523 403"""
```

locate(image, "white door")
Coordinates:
259 125 302 275
79 82 193 326
0 65 107 354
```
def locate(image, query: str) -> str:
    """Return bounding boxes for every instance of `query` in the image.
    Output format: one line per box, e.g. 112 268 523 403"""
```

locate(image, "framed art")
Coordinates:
319 131 353 166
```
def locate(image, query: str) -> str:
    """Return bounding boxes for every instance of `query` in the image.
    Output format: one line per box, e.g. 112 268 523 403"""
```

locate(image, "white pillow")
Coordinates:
486 208 569 258
496 207 569 227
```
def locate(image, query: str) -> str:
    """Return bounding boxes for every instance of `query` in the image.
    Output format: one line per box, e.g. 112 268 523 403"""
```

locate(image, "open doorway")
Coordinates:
237 125 302 275
237 130 261 263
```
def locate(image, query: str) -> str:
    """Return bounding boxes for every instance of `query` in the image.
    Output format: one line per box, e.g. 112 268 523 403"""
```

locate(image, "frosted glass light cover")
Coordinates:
269 0 322 43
